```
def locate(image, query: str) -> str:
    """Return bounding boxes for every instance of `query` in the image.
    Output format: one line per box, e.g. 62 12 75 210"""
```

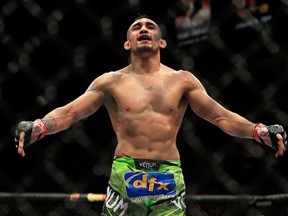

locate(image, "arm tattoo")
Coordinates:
41 119 56 133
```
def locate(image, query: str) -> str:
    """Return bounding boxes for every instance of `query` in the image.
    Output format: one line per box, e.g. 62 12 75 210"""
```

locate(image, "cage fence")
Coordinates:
1 192 288 216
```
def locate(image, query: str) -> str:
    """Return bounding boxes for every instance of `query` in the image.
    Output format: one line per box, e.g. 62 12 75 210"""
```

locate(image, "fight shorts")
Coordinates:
100 156 186 216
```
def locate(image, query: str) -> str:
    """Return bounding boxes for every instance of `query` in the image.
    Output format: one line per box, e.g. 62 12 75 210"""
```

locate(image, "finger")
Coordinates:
18 146 25 157
18 132 26 157
17 144 25 157
274 134 285 158
19 131 25 144
277 134 286 150
275 149 283 158
19 149 25 157
276 133 284 142
275 147 284 157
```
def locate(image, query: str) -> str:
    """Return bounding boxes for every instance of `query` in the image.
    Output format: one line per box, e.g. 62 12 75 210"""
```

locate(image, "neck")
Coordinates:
130 53 161 75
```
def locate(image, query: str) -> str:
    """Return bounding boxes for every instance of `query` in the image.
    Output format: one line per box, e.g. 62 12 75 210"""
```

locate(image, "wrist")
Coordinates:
253 123 287 151
253 123 276 149
253 123 268 145
33 119 47 140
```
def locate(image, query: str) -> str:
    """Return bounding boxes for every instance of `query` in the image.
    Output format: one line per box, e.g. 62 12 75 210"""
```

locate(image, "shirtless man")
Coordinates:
15 15 287 216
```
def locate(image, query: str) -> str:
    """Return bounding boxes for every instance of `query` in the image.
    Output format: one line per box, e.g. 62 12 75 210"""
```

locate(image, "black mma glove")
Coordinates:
253 123 288 150
15 119 47 149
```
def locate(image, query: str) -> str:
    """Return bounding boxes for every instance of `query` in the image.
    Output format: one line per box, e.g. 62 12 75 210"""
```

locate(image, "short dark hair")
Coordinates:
126 13 162 40
134 14 151 21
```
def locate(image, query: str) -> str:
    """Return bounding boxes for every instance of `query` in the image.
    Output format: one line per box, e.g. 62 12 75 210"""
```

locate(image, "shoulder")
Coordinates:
170 69 206 93
87 68 128 91
161 64 196 78
160 64 202 84
172 69 196 77
168 69 201 83
96 70 124 82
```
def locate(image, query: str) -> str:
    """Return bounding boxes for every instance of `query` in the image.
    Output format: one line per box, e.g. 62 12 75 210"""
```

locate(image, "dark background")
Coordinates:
1 0 288 197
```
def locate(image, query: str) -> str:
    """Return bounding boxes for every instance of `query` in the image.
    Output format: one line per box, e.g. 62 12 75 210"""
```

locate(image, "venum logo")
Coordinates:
105 186 128 216
138 161 158 169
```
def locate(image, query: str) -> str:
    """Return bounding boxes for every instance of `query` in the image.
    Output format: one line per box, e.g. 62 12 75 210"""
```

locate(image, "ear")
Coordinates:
159 39 167 49
124 41 131 50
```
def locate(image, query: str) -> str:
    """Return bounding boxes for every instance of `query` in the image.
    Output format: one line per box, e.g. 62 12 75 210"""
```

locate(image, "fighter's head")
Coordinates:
124 14 166 53
126 14 162 40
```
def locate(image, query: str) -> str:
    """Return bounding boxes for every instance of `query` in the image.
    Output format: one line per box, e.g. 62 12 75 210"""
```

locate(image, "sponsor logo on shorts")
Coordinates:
137 161 159 169
172 191 186 210
124 172 176 199
105 186 128 216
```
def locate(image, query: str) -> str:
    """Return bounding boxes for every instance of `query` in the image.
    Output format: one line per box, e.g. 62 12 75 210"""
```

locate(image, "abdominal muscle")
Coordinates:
103 68 189 160
112 109 182 160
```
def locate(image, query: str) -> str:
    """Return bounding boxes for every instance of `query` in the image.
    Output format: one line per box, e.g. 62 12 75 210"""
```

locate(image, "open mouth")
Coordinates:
138 35 151 41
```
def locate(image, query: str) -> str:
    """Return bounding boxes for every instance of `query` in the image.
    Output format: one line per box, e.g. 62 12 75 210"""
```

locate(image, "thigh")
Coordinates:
149 190 186 216
101 185 148 216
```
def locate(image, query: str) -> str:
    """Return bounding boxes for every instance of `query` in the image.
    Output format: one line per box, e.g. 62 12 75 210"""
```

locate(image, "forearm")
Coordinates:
41 107 79 134
15 89 104 157
215 112 287 157
214 113 256 139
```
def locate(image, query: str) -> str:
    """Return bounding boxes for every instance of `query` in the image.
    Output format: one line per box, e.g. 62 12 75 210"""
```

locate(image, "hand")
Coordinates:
254 124 287 158
15 120 47 157
275 133 286 158
17 131 27 157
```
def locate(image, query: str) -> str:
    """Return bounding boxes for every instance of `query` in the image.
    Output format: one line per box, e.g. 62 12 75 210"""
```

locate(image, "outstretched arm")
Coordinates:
42 90 104 134
185 72 287 157
15 74 109 157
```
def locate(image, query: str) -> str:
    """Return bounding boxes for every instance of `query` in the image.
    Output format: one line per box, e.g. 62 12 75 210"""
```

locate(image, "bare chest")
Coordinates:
106 75 186 113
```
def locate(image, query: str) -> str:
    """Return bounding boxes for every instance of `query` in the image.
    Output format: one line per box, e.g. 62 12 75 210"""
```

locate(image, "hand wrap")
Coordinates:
253 123 288 150
14 119 47 149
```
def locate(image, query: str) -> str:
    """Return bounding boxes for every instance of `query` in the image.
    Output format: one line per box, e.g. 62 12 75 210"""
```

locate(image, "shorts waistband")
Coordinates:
113 155 180 170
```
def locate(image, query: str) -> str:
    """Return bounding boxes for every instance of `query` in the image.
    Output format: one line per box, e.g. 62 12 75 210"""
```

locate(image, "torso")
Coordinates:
94 65 196 160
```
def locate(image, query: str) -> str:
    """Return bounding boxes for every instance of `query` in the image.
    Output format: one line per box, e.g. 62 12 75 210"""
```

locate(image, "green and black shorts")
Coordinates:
101 156 186 216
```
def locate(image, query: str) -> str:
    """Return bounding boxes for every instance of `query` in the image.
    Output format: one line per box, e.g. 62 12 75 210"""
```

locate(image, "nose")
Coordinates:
139 25 149 33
